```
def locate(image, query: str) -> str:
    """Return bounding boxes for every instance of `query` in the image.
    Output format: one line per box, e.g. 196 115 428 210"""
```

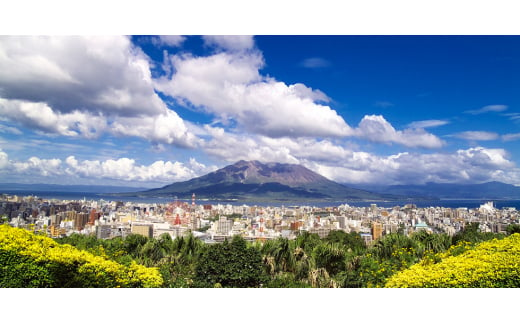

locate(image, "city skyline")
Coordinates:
1 35 519 188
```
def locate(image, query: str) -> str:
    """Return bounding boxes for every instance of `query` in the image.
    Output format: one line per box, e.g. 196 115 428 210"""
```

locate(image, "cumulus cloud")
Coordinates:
0 36 197 147
0 36 166 117
407 119 449 129
355 115 444 148
0 98 196 146
197 125 520 185
303 147 519 186
0 150 63 178
0 148 214 185
452 131 499 141
155 51 352 138
110 109 198 147
465 104 508 115
202 35 255 52
64 156 215 183
0 98 107 138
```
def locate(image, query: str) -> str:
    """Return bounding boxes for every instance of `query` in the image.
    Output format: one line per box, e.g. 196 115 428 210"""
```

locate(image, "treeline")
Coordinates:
52 223 520 288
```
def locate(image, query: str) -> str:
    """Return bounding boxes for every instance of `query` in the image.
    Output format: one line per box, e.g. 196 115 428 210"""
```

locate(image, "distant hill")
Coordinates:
119 160 400 202
348 181 520 200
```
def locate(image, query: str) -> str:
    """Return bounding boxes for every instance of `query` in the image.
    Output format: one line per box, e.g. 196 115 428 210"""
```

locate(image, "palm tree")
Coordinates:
261 237 295 273
312 242 347 276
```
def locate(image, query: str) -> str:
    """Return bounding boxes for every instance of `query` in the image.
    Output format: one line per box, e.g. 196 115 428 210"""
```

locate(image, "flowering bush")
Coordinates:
0 225 163 288
385 233 520 288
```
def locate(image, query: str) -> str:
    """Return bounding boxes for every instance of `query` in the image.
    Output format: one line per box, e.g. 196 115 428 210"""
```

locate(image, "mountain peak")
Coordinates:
221 160 328 186
134 160 395 201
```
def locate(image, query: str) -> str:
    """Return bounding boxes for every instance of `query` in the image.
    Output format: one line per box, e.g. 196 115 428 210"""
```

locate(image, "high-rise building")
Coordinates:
372 221 383 241
217 216 233 235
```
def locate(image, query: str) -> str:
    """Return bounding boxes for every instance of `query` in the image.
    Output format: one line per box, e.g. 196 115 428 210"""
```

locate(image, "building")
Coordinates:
372 221 383 241
360 233 373 246
96 224 112 239
131 223 153 238
217 216 233 235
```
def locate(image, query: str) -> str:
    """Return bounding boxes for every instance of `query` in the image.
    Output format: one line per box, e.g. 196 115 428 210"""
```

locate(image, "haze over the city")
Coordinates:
1 34 519 188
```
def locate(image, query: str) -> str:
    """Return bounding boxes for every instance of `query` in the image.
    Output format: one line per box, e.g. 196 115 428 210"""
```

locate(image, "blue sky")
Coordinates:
0 35 519 187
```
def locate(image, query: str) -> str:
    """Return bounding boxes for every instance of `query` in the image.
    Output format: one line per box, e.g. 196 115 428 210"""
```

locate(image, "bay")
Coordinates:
2 189 520 210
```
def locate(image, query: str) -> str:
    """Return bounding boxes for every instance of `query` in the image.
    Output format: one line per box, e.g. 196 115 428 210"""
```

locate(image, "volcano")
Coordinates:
126 160 399 202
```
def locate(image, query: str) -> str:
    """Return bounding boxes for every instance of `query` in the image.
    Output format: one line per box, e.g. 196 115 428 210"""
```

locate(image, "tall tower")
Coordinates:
190 193 199 230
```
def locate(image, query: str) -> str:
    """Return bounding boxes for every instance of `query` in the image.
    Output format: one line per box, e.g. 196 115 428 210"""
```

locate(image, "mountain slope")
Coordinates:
125 160 399 202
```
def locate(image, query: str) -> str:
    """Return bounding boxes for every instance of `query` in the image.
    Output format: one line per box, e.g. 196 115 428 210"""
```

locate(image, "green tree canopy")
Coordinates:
194 235 267 287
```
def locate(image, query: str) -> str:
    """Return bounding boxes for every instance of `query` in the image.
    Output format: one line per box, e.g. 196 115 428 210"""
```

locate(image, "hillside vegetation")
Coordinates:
385 233 520 288
2 223 520 288
0 225 163 287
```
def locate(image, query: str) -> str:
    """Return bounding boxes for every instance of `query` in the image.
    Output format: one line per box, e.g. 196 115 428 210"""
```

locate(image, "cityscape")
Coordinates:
2 192 518 245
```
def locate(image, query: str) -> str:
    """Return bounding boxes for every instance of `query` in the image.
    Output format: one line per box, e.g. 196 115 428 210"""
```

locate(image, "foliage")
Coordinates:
5 220 516 288
506 224 520 235
452 222 505 245
0 249 53 287
312 242 347 276
325 230 366 254
194 235 267 287
385 233 520 288
294 231 321 254
0 225 163 287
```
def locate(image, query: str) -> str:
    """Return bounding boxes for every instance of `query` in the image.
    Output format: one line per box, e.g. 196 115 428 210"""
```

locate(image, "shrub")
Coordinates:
385 233 520 288
0 225 163 288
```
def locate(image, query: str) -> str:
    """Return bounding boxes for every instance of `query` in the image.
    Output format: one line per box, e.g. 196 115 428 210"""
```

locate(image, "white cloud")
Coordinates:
0 98 197 146
0 36 166 117
153 35 186 47
303 147 519 186
155 51 352 138
504 113 520 122
199 126 520 185
64 156 214 183
374 101 395 108
355 115 444 148
407 119 449 129
300 57 331 69
202 35 255 52
465 104 508 115
0 124 22 135
502 133 520 141
0 35 200 146
0 98 107 138
452 131 499 141
0 148 214 185
110 109 198 147
0 151 63 177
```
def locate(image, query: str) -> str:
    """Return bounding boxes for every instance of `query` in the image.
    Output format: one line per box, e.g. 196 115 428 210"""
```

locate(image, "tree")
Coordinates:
294 231 321 254
261 237 295 273
122 233 149 258
312 242 347 276
452 222 503 245
506 224 520 235
411 230 452 254
325 230 366 254
194 235 267 287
